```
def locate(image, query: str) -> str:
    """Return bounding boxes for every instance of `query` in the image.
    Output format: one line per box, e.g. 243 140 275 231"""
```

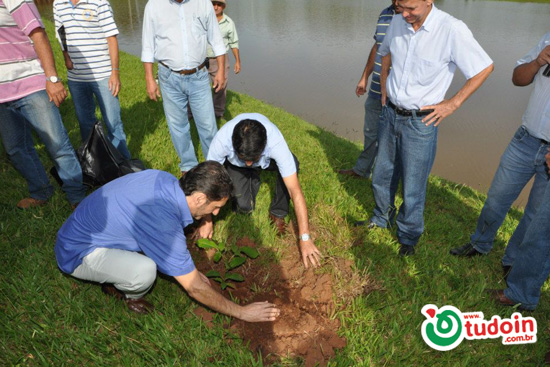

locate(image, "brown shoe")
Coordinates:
125 298 155 314
488 289 520 308
102 284 154 314
338 169 362 178
101 284 125 300
17 197 47 209
269 213 287 236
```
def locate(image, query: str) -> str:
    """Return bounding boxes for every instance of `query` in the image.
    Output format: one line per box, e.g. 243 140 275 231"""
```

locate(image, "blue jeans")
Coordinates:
68 78 131 159
0 90 85 204
470 127 548 266
370 105 438 246
158 64 218 172
504 178 550 310
353 96 383 178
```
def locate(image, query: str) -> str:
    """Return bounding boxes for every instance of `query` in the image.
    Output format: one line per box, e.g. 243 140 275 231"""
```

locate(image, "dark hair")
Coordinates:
231 119 267 161
179 161 233 201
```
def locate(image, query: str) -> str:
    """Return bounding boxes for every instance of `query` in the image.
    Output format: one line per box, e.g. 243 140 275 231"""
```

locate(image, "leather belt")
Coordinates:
388 101 433 117
159 60 207 75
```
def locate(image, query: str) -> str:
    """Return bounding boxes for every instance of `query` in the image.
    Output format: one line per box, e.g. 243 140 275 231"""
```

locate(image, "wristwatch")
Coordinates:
300 233 310 241
46 76 60 83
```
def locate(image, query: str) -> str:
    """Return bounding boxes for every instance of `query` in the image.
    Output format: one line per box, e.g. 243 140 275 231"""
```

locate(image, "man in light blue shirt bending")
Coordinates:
141 0 226 174
207 113 322 269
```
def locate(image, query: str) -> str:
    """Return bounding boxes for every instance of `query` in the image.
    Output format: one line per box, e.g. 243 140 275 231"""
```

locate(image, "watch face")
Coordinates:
48 76 59 83
300 234 310 241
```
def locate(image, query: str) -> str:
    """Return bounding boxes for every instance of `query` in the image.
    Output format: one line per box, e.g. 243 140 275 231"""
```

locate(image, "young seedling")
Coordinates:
197 238 260 290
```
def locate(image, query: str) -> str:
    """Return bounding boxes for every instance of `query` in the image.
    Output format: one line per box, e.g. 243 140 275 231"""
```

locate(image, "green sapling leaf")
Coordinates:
240 246 259 259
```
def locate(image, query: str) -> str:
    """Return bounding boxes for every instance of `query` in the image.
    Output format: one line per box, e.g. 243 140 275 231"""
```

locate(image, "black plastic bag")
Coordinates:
77 121 145 187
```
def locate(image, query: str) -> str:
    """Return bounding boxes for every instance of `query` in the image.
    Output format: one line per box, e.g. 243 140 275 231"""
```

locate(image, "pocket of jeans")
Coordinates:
409 117 436 137
512 126 527 142
158 64 170 84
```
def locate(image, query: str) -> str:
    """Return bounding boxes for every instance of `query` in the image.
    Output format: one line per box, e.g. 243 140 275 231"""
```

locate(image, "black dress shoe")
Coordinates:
449 243 484 257
399 244 415 256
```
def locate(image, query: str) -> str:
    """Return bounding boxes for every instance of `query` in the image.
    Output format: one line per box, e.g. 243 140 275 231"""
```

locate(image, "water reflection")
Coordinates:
36 0 550 206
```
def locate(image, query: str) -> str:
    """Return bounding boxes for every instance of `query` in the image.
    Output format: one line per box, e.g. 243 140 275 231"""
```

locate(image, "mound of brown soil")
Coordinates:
192 237 355 367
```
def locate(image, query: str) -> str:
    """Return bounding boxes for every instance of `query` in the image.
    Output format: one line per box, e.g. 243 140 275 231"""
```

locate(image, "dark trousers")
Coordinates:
224 154 299 218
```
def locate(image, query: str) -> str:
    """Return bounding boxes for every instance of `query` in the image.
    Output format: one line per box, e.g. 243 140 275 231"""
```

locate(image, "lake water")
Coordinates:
37 0 550 206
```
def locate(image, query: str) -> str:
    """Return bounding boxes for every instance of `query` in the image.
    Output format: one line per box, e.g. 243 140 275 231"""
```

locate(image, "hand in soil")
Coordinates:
300 240 322 268
240 301 280 322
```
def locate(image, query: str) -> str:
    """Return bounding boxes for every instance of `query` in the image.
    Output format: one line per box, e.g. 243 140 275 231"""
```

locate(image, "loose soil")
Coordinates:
190 236 371 367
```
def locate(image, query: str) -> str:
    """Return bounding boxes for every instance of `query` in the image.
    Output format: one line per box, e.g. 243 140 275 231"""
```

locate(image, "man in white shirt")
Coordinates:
451 33 550 277
362 0 494 256
141 0 226 174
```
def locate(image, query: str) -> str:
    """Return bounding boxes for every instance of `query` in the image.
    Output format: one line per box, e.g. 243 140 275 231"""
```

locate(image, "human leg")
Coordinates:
265 154 300 218
0 101 54 201
353 96 383 178
469 127 542 254
504 179 550 310
71 247 157 299
224 160 261 214
92 78 131 159
502 154 548 266
370 106 399 228
68 80 97 142
187 68 218 159
10 90 85 204
158 64 197 172
208 55 229 118
395 112 438 247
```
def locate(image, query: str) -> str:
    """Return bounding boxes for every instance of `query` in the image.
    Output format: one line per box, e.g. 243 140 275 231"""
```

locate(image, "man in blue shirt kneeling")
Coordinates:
55 161 280 321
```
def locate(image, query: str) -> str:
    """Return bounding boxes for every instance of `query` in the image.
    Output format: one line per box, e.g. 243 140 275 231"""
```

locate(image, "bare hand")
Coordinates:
356 79 367 97
146 78 161 101
212 72 226 93
300 239 322 269
234 61 241 74
546 148 550 173
536 45 550 68
197 217 213 239
46 81 67 107
421 99 459 127
65 58 74 70
240 301 280 322
109 72 121 97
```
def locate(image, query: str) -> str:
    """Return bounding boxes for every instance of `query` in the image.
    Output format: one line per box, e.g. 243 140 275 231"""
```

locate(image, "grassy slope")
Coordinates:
1 21 548 366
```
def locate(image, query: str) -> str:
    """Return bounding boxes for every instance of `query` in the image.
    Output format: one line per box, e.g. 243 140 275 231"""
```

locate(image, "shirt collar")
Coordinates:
170 0 190 4
419 4 438 32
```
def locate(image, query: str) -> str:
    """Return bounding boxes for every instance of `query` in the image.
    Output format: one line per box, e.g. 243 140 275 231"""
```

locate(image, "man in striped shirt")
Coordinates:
339 0 401 180
53 0 131 159
0 0 86 209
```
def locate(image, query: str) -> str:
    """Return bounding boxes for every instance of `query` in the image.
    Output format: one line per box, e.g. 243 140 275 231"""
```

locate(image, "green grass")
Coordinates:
1 21 549 366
